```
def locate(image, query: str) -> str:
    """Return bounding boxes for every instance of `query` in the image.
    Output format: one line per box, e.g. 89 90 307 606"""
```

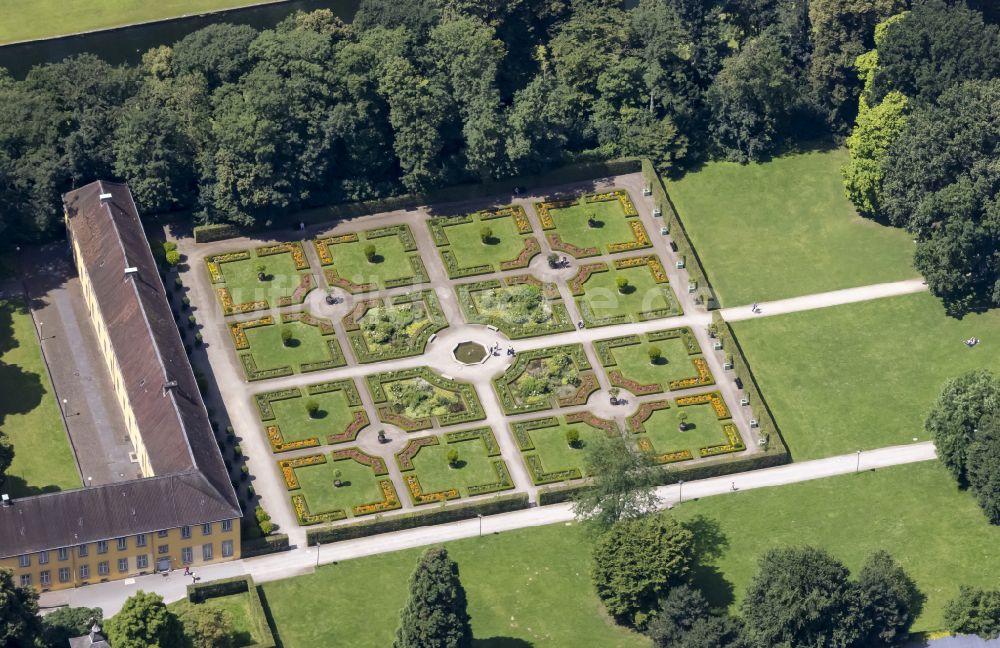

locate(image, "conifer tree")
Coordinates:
394 547 472 648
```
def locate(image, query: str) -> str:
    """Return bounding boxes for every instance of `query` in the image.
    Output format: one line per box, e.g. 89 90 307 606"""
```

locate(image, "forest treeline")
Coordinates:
0 0 996 313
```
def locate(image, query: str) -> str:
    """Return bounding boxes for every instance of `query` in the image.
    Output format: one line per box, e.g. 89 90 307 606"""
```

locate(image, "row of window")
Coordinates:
18 540 234 587
16 520 233 567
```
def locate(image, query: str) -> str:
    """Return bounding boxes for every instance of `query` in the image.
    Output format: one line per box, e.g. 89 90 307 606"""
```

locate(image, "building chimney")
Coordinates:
99 192 113 202
162 380 178 396
124 266 139 279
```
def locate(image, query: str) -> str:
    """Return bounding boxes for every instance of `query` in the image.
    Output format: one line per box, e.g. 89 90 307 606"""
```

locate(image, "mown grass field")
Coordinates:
0 0 276 44
668 147 917 306
732 291 1000 460
259 461 999 645
0 299 79 496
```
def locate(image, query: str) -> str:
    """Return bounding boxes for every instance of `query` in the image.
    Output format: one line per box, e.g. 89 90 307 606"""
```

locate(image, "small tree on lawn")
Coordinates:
677 411 689 431
281 328 293 347
547 252 560 268
587 211 598 228
592 513 694 628
566 428 580 448
616 276 629 293
394 547 472 648
480 226 492 243
364 244 377 262
179 605 235 648
573 435 660 531
447 449 460 467
106 591 184 648
648 346 662 364
305 399 320 418
256 264 266 281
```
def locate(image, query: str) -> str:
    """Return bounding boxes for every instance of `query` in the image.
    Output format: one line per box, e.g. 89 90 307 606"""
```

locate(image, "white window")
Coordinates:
222 540 234 558
18 555 29 568
202 544 213 561
136 554 148 569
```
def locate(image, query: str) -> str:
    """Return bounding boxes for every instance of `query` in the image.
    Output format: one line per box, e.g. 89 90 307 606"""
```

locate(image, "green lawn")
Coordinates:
412 440 501 497
611 339 707 391
328 237 415 290
169 591 269 647
295 457 384 518
577 265 676 326
244 321 342 374
260 461 999 643
220 254 304 306
447 218 532 270
0 0 305 44
635 405 729 457
270 391 359 445
673 461 1000 633
668 147 917 306
524 419 606 477
732 292 1000 460
550 201 637 254
0 299 79 496
260 523 647 648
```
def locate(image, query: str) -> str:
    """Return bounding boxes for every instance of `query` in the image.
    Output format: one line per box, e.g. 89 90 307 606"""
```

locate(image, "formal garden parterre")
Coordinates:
493 344 600 415
571 255 681 327
280 449 401 525
366 367 486 431
626 392 745 465
595 327 714 394
455 275 573 338
314 225 429 293
254 379 369 452
535 189 650 258
343 289 448 363
207 242 315 314
512 413 621 485
428 205 542 278
229 312 346 381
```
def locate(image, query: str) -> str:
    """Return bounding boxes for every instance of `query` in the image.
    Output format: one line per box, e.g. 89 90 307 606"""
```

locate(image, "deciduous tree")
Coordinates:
0 568 40 647
572 434 660 530
105 590 184 648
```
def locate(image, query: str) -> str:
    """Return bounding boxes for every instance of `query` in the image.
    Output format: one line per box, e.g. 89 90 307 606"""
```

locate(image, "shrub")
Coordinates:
587 211 598 228
165 250 181 267
305 400 320 418
648 346 662 364
447 449 460 466
281 328 293 346
480 225 493 243
163 241 178 253
547 252 560 268
181 296 191 309
255 263 266 277
194 332 203 345
616 276 629 293
566 428 580 447
188 314 197 328
677 411 689 431
174 276 183 288
944 586 1000 637
364 244 376 262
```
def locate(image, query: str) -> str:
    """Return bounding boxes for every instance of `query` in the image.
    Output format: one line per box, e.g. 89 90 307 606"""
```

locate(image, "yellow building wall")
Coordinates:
1 519 241 592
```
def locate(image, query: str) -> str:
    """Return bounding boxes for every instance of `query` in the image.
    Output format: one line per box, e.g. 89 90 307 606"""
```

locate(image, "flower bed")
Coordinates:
676 391 730 419
533 198 577 230
266 424 320 453
627 400 672 434
292 494 347 526
568 263 608 295
255 387 301 420
546 233 600 258
667 357 716 391
614 254 668 283
647 327 701 354
699 424 746 457
396 436 439 471
564 411 620 436
279 454 326 490
217 287 268 315
493 345 594 415
509 417 560 451
405 474 460 505
366 224 418 251
378 407 433 432
478 205 531 231
606 220 652 253
556 372 601 407
331 447 389 476
593 335 641 366
636 438 694 465
323 268 376 294
608 369 662 396
367 367 485 428
206 251 251 284
281 310 335 335
455 279 573 339
308 379 362 405
504 273 560 299
353 479 401 516
276 273 315 307
328 410 370 444
241 354 294 382
445 427 501 456
347 291 447 363
466 460 515 496
256 241 310 270
498 237 542 271
524 455 582 485
585 189 638 216
230 316 274 350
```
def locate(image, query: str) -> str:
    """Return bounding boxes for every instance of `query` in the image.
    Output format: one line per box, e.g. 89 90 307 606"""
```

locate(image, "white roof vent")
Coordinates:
124 267 139 276
99 192 113 202
1 494 10 506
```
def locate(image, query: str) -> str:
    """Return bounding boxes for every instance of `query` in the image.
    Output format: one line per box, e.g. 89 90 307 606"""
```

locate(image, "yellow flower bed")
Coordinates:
636 437 693 464
667 358 715 391
353 479 402 516
313 233 359 266
228 316 274 350
278 454 326 490
206 251 251 283
217 287 268 315
675 391 730 419
405 475 459 505
698 424 746 457
256 241 309 270
266 425 319 453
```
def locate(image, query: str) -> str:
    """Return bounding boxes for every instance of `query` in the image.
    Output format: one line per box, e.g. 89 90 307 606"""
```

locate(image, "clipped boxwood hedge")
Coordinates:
240 533 290 558
307 493 530 545
194 223 243 243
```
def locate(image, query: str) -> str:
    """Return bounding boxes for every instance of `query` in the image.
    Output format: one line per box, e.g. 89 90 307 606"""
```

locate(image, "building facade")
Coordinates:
0 181 242 592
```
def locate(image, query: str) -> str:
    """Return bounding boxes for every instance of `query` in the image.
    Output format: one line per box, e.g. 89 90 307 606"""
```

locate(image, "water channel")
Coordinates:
0 0 361 79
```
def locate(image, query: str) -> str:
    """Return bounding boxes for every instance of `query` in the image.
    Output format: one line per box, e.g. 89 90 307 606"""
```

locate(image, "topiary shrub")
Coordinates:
447 449 460 467
305 399 320 418
648 346 662 364
281 328 293 346
566 428 580 448
364 244 377 262
165 250 181 267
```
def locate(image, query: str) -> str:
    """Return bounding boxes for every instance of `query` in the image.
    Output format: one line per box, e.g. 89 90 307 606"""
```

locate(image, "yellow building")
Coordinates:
0 181 242 591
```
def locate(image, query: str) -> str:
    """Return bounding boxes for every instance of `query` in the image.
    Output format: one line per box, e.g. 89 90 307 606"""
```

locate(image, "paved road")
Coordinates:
39 441 936 615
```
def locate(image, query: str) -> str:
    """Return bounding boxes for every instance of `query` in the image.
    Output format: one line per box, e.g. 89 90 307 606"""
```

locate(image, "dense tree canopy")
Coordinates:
395 546 472 648
0 568 41 647
944 586 1000 638
647 584 744 648
105 590 184 648
924 370 1000 484
572 434 661 531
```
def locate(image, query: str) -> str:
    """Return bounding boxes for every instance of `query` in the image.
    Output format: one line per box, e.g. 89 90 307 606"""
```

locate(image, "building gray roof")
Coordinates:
0 180 239 559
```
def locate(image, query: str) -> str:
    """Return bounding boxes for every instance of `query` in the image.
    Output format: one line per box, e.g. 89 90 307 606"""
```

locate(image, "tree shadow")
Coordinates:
473 638 534 648
681 515 736 609
1 475 63 498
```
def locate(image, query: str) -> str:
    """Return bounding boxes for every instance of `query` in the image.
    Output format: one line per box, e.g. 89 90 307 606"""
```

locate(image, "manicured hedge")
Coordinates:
240 534 290 558
307 493 531 545
194 223 243 243
187 575 277 648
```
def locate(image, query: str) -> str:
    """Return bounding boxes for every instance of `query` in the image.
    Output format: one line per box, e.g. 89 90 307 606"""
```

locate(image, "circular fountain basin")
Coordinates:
453 341 488 365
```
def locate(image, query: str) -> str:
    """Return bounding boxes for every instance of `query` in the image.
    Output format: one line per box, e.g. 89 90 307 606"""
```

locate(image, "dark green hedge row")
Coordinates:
307 493 530 545
187 575 277 648
193 223 243 243
240 533 290 558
